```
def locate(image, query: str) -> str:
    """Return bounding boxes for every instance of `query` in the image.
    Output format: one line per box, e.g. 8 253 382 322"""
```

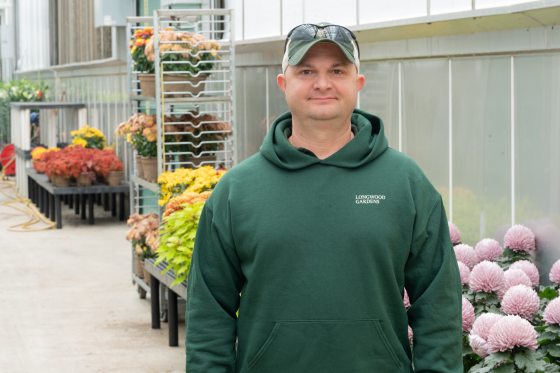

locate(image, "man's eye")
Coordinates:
332 69 344 75
299 69 313 75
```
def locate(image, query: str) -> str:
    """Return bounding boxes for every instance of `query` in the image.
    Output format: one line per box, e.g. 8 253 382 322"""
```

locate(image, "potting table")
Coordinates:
27 168 129 229
144 259 187 347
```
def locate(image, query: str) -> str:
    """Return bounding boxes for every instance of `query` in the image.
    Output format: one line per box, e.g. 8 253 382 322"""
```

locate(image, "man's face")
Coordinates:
277 42 365 124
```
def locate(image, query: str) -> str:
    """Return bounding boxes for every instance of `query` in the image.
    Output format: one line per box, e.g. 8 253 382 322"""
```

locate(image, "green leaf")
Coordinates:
514 350 539 372
538 287 559 300
492 364 515 373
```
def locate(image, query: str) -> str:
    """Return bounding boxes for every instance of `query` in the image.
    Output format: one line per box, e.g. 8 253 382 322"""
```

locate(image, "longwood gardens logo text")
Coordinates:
355 194 386 205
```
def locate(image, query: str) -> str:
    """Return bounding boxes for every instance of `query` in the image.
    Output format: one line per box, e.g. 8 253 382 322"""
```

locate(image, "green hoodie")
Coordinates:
186 109 463 373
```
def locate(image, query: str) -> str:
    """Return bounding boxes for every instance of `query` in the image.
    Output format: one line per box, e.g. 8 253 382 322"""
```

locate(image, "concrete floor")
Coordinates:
0 181 185 373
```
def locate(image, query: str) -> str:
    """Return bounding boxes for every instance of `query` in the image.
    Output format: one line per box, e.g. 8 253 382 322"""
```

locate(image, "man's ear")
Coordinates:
277 73 287 92
356 74 365 92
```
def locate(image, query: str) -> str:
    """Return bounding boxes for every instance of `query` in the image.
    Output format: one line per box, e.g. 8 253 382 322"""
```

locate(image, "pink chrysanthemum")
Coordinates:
469 334 489 357
504 224 536 252
549 260 560 284
408 325 414 345
471 313 504 341
454 244 477 269
503 268 532 293
469 261 505 294
543 297 560 325
509 260 540 287
486 315 538 353
462 297 475 332
457 261 471 285
403 289 410 309
448 221 461 245
474 238 503 262
500 285 540 319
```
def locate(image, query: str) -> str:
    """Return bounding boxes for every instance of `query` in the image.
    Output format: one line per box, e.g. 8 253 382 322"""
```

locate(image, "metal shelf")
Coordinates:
129 94 233 104
130 175 159 193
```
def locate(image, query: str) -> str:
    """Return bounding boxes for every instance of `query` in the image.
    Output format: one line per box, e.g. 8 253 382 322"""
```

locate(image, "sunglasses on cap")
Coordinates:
283 23 360 55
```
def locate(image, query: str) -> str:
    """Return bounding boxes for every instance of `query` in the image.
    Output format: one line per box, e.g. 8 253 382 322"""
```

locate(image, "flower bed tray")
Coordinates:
26 168 129 229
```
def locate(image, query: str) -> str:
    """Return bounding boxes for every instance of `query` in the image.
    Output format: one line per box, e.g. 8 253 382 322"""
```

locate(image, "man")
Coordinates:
186 23 463 372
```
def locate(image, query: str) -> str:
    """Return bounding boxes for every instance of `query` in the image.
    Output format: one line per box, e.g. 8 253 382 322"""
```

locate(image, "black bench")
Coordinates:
144 259 187 347
27 168 129 229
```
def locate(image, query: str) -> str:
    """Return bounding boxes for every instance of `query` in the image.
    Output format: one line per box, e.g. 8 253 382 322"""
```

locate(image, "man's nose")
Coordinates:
313 72 332 89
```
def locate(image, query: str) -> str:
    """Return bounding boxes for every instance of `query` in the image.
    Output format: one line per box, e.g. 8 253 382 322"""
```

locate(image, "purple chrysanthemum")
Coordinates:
509 260 540 287
469 334 489 357
462 297 475 332
471 313 504 341
454 244 477 269
549 260 560 284
469 261 505 294
544 297 560 325
474 238 503 263
503 225 536 252
500 285 540 319
448 221 461 245
403 288 410 309
486 315 538 353
457 261 470 286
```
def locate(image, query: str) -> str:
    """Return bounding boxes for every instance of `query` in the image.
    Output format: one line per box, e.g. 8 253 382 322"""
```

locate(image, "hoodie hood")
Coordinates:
260 109 389 170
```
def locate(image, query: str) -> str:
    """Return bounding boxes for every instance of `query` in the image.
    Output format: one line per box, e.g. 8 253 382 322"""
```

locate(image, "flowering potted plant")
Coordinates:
44 149 83 186
116 113 157 182
130 27 221 97
126 213 160 282
31 146 60 174
71 124 106 149
433 223 560 372
92 149 124 186
153 168 226 285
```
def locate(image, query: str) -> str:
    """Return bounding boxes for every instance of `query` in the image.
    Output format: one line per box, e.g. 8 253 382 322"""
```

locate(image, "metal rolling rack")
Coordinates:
126 9 235 346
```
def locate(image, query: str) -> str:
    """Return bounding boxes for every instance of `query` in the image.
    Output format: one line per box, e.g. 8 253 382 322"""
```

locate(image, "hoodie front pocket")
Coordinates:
247 319 403 373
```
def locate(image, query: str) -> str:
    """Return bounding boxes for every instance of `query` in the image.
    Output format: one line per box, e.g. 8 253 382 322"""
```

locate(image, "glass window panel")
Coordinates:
452 57 511 245
476 0 534 9
243 0 280 39
234 68 246 163
282 0 304 35
515 54 560 279
358 0 427 24
401 59 449 210
304 0 356 26
239 67 268 161
268 66 289 125
359 61 400 150
430 0 472 15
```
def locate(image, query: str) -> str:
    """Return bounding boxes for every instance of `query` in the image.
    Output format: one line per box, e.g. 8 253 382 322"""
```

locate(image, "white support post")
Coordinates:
78 108 88 127
47 110 57 148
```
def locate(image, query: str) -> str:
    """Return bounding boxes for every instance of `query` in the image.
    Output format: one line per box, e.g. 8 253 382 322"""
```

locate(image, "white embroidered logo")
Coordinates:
355 194 386 205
